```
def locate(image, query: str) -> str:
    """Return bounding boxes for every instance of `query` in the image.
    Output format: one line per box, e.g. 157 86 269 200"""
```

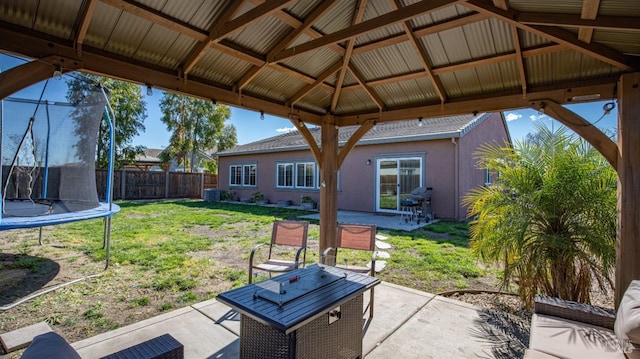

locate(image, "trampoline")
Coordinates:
1 73 119 309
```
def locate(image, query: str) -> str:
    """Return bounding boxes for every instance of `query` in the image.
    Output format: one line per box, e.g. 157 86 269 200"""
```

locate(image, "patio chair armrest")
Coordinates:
534 294 615 329
321 247 335 264
370 250 377 277
249 243 266 267
294 246 307 268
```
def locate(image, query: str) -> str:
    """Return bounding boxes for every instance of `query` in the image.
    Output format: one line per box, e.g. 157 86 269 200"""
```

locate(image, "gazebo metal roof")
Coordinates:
1 0 638 124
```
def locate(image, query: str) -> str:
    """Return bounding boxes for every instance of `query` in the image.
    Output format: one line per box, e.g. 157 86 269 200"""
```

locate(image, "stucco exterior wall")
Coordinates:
457 113 510 220
217 113 510 221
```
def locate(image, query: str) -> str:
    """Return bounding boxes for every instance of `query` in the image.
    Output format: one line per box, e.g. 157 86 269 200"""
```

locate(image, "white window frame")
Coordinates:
229 163 257 187
276 161 325 189
276 163 294 188
484 168 492 186
296 162 316 189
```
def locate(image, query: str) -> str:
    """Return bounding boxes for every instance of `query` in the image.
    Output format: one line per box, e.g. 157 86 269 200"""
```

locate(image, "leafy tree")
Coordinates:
463 124 617 307
159 93 236 172
66 75 147 168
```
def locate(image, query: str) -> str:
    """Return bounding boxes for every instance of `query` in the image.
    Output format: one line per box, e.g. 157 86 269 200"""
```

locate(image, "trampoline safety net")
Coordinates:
1 90 106 218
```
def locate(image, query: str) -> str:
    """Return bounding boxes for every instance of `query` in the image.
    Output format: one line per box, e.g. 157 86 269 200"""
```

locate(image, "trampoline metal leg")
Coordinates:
104 216 112 270
38 227 43 245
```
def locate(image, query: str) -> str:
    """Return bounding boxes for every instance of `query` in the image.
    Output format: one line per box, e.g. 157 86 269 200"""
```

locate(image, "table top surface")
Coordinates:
217 264 379 333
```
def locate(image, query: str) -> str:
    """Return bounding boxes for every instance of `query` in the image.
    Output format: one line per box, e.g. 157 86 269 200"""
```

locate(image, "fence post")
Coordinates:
120 169 126 200
165 171 170 199
200 172 204 198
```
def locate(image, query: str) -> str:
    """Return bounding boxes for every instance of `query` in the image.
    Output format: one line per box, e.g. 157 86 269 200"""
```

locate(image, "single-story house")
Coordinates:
216 113 510 221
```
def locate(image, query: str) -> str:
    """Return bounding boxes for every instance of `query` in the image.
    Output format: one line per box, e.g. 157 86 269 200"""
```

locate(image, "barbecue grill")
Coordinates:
400 187 433 224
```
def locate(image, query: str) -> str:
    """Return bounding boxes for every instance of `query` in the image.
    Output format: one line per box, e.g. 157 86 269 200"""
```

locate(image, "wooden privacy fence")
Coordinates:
96 170 217 200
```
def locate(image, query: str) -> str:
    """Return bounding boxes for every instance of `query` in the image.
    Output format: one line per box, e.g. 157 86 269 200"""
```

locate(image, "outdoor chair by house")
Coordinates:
321 223 378 318
248 220 309 284
526 280 640 358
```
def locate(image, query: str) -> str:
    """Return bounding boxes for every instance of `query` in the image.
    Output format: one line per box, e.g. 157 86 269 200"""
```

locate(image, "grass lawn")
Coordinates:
0 200 498 344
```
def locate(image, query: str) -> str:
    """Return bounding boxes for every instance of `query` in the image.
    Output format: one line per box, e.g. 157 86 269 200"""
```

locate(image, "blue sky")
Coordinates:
2 53 618 148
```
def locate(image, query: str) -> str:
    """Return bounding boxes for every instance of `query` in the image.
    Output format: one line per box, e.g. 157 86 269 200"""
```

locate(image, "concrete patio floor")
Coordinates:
70 281 527 358
298 210 430 231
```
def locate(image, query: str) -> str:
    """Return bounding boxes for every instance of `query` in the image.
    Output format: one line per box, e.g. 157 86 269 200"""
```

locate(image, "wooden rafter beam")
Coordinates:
352 12 487 55
287 61 342 106
337 79 617 125
511 26 527 96
130 0 242 74
74 0 98 55
518 12 640 32
337 120 375 168
267 0 338 62
392 0 446 104
578 0 600 43
541 99 617 168
462 0 634 71
0 24 324 125
219 0 296 40
271 0 459 63
331 0 367 112
237 0 338 91
0 57 76 100
291 117 322 165
249 0 345 56
348 64 384 109
184 0 282 75
99 0 329 91
341 44 566 92
492 0 508 11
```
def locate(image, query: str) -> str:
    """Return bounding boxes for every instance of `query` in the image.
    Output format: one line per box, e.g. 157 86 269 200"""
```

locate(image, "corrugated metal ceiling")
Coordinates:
0 0 636 120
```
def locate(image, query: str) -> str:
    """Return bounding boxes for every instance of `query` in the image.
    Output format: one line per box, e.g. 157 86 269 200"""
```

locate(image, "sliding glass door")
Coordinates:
376 158 422 212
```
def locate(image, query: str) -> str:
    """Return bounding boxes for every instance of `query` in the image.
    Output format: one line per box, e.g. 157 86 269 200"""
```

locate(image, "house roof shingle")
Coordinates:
217 113 496 156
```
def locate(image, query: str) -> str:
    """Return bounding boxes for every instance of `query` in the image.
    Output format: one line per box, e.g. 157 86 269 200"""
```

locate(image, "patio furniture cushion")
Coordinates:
529 313 638 359
615 280 640 347
253 259 297 272
21 332 81 359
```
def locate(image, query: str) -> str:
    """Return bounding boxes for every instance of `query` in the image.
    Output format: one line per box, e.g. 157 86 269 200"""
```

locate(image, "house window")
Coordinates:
229 164 256 187
230 165 242 186
244 165 256 186
277 163 294 188
485 168 492 186
296 162 315 188
277 161 321 189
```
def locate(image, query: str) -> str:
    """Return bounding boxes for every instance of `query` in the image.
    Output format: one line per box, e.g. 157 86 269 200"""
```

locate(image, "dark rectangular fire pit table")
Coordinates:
217 264 380 359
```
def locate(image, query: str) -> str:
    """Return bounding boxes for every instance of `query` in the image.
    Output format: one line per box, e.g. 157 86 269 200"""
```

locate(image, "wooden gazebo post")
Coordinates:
319 117 339 254
615 72 640 307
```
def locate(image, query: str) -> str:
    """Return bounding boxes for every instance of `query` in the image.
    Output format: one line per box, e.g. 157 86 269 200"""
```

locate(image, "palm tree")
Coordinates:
463 124 617 307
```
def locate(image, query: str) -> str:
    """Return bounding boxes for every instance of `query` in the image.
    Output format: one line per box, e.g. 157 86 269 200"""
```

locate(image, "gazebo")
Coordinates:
0 0 638 306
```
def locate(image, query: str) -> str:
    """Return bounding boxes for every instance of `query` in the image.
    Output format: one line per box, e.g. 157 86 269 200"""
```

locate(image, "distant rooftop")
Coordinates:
217 113 495 156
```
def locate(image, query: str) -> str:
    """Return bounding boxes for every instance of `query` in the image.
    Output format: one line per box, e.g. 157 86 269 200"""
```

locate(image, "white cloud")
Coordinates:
529 114 549 122
276 126 298 133
504 112 522 122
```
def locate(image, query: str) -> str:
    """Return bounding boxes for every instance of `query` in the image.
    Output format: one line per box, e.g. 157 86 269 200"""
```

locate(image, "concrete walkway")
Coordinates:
70 281 524 358
298 210 430 231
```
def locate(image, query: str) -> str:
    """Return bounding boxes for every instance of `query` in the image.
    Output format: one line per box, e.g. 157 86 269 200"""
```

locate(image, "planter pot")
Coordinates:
257 199 269 205
301 202 317 209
